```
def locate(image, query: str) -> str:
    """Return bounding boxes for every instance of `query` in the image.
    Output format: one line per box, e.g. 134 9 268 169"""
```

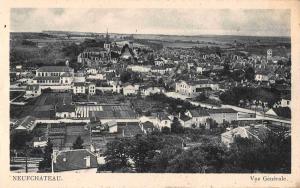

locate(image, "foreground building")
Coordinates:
52 149 98 172
221 124 270 147
33 66 74 86
175 79 219 97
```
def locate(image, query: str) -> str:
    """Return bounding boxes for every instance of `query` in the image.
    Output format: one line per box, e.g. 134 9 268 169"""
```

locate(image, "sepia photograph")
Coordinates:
8 8 292 175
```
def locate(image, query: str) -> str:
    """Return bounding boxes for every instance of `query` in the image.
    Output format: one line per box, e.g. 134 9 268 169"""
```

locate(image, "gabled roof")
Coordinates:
14 116 36 130
53 149 98 172
208 108 237 114
37 66 73 72
271 107 291 119
142 121 156 130
180 115 192 122
122 123 144 137
106 120 117 127
189 109 209 117
222 124 270 143
184 79 215 86
61 72 73 77
73 82 86 87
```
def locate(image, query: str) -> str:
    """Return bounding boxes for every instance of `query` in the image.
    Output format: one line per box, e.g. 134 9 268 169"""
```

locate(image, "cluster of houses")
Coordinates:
10 32 292 173
179 108 238 129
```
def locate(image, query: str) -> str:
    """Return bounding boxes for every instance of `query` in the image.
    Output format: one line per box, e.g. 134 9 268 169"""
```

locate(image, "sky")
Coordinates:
10 8 290 37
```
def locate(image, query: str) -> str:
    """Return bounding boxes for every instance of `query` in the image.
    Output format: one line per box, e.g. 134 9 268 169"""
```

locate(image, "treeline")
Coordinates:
220 87 281 108
146 93 196 114
99 131 290 173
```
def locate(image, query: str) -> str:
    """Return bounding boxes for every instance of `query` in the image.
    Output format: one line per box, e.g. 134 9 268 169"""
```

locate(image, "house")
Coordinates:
208 108 238 124
127 65 151 73
140 121 158 134
88 83 96 95
16 65 22 70
74 73 86 83
122 83 139 96
179 115 193 128
55 104 76 119
25 84 41 98
280 95 291 108
120 123 144 137
156 112 173 129
107 120 118 133
196 66 204 74
154 57 167 66
86 68 97 75
111 81 122 93
184 109 210 128
175 79 219 97
221 124 270 147
151 66 167 74
34 66 74 86
140 86 165 96
86 72 106 80
138 112 173 130
255 71 269 82
52 149 98 172
73 82 86 94
266 107 291 119
33 136 48 148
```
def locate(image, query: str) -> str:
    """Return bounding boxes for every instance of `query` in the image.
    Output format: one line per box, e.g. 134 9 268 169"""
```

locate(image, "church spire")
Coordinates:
105 28 109 43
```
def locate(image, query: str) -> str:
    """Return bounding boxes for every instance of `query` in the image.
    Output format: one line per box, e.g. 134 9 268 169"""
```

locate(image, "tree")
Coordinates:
195 93 208 102
38 139 53 172
148 145 183 172
171 117 184 134
10 131 34 150
225 131 291 173
161 126 171 134
166 147 207 173
72 136 84 149
104 138 132 172
244 67 255 81
120 71 132 83
128 135 159 172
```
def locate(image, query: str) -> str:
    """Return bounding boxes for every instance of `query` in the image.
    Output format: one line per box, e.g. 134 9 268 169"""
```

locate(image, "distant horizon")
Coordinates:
10 30 291 38
11 9 291 37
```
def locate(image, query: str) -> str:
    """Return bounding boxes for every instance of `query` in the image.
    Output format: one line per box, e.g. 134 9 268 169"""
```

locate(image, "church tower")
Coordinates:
104 28 111 51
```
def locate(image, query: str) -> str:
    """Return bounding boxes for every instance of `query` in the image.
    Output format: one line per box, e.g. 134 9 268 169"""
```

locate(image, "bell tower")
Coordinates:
104 28 111 51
